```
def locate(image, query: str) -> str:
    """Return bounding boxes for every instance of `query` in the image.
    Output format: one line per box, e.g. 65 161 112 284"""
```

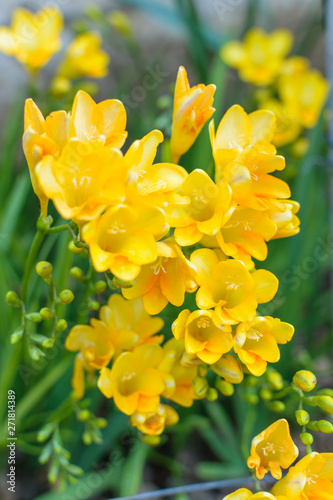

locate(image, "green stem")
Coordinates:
47 221 76 235
21 229 46 303
271 385 293 400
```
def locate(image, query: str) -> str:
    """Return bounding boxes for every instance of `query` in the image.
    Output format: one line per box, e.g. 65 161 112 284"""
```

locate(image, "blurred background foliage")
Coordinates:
0 0 331 498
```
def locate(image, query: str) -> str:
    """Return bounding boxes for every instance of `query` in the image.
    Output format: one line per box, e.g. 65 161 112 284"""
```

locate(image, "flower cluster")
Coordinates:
22 64 299 438
221 28 329 146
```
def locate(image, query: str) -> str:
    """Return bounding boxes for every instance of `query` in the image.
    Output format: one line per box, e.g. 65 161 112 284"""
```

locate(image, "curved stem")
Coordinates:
21 229 46 303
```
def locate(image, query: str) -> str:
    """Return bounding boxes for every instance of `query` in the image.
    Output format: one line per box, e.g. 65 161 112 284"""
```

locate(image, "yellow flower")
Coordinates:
124 129 188 207
56 32 109 80
170 66 216 163
190 249 279 324
210 106 289 209
0 6 63 73
71 353 95 399
221 28 293 86
108 11 133 39
269 200 300 239
247 419 299 480
123 239 197 314
223 489 278 500
35 142 126 222
97 343 167 415
278 57 329 128
172 309 233 364
259 98 302 147
201 207 277 269
82 203 166 281
131 404 179 436
166 169 235 246
161 338 199 407
271 452 333 499
23 99 66 216
69 90 127 149
234 316 294 376
65 295 163 367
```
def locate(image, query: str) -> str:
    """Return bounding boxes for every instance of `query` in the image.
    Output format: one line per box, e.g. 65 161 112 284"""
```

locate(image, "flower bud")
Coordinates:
307 420 319 431
56 319 67 332
59 290 74 304
77 410 90 422
246 375 259 388
318 388 333 397
303 396 317 407
215 378 234 396
206 388 218 401
11 327 24 345
68 240 83 255
211 354 243 384
36 261 53 279
295 409 310 426
6 291 20 307
94 280 107 294
141 435 161 446
317 420 333 434
40 307 53 320
112 277 135 289
70 267 85 281
28 343 40 361
37 423 55 443
36 215 53 233
259 388 272 401
315 395 333 414
267 401 286 413
90 300 100 311
192 376 208 397
198 365 209 377
96 418 108 429
25 312 43 323
107 10 133 38
293 370 317 392
266 370 284 391
300 432 313 445
82 431 93 446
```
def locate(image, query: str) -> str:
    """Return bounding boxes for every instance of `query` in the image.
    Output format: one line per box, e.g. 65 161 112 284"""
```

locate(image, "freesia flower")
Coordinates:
190 249 279 324
172 309 233 364
278 57 329 128
170 66 216 163
97 343 168 415
268 200 300 239
247 419 299 480
223 489 278 500
221 28 293 86
259 98 302 147
123 239 197 314
131 404 179 436
82 203 166 281
0 6 63 74
271 452 333 499
56 32 109 80
166 169 235 246
234 316 294 376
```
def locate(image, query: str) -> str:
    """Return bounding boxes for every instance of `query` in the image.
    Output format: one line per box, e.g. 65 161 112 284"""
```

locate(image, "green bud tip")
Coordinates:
68 240 84 255
70 267 85 281
315 395 333 414
94 280 107 294
90 300 100 311
141 435 161 446
6 291 20 306
206 388 218 401
267 401 286 413
40 307 53 320
259 388 272 401
77 410 90 422
300 432 313 445
192 376 209 397
56 320 68 332
215 378 234 396
59 290 74 304
295 409 310 426
293 370 317 392
36 261 53 279
26 312 43 323
317 420 333 434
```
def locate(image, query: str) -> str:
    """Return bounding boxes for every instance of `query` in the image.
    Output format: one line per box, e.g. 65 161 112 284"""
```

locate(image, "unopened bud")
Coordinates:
246 375 259 388
77 410 90 422
307 420 319 431
315 395 333 415
111 277 135 289
107 10 133 38
296 409 310 426
94 280 107 294
39 307 53 320
37 423 54 443
293 370 317 392
243 393 259 405
206 388 218 401
317 420 333 433
70 267 85 281
211 354 243 384
300 432 313 445
28 343 40 361
82 431 92 445
303 396 317 407
318 389 333 398
259 388 272 401
192 376 208 397
90 300 100 311
36 261 53 279
96 418 108 429
68 240 83 255
267 401 285 413
141 435 161 446
59 290 74 304
11 327 24 345
56 319 67 332
266 370 284 391
25 312 42 323
6 291 20 307
215 378 234 396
